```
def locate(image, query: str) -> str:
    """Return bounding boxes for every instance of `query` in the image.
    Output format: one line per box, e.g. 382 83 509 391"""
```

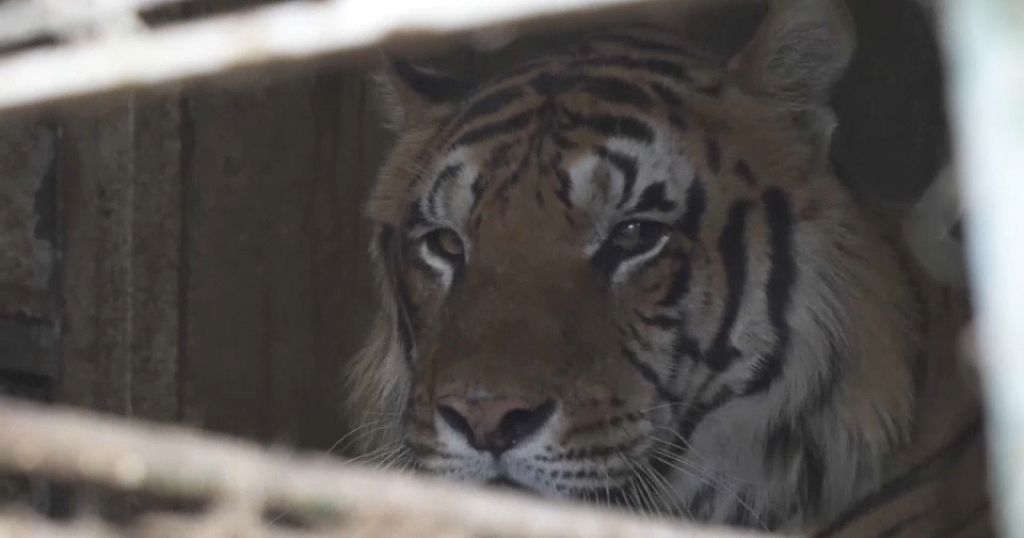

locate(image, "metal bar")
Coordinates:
0 0 724 112
939 0 1024 536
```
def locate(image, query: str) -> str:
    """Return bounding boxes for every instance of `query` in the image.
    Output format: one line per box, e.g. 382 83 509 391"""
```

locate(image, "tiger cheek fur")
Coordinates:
347 0 988 534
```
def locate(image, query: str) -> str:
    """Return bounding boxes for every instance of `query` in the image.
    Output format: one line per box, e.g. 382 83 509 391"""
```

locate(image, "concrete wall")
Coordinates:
0 116 57 399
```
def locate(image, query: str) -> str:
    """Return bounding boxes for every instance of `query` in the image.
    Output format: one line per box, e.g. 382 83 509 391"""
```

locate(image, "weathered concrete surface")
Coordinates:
58 94 182 421
0 119 55 320
0 116 57 390
0 116 57 512
179 69 384 449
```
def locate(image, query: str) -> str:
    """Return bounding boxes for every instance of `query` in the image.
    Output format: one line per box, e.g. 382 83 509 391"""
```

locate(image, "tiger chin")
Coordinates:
346 0 990 534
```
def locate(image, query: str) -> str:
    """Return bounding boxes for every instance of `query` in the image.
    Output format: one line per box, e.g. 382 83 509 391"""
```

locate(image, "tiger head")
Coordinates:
351 0 923 528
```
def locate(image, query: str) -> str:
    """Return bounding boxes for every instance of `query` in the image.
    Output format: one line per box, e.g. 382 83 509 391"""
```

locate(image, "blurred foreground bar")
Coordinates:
940 0 1024 536
0 397 775 537
0 0 735 112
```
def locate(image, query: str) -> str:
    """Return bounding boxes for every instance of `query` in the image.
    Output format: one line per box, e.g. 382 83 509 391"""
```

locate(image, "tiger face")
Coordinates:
353 0 923 530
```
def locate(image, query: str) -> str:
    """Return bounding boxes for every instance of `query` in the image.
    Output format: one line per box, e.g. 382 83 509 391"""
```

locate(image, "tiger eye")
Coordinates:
427 229 465 259
608 220 669 255
612 222 645 251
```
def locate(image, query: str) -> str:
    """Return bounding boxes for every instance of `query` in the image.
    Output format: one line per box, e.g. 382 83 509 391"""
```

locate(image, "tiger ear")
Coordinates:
374 57 469 128
728 0 855 107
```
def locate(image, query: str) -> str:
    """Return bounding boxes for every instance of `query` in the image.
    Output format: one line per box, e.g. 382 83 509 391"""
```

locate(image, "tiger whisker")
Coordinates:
326 419 395 457
649 437 770 488
620 450 659 517
648 451 766 529
345 443 406 466
637 456 690 519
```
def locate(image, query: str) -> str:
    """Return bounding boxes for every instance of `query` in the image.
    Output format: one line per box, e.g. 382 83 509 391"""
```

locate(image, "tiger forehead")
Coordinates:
402 29 807 242
416 122 697 239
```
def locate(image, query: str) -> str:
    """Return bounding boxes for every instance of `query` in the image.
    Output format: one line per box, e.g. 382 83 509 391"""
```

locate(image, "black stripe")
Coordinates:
695 82 724 98
471 142 515 209
704 201 751 371
492 141 534 203
572 56 692 83
631 182 676 213
560 106 655 144
669 114 689 132
406 200 428 228
744 188 795 395
454 109 534 147
800 440 825 515
735 160 757 185
814 417 984 537
577 75 655 110
672 331 700 362
554 165 573 208
456 86 526 126
647 386 736 481
650 384 729 488
764 424 799 466
675 179 706 239
763 422 825 515
593 146 639 209
469 173 487 209
679 386 735 442
687 484 716 519
635 311 680 330
649 81 685 106
809 334 843 411
499 59 548 82
668 330 701 386
428 163 464 212
622 346 681 403
391 60 467 104
727 495 757 527
529 71 571 97
704 136 721 174
551 132 576 150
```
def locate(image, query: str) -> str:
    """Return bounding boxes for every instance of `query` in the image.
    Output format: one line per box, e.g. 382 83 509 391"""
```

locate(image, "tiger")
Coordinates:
346 0 992 534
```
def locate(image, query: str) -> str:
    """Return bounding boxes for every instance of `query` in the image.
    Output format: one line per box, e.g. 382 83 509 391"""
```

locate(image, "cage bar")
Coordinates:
0 397 774 537
940 0 1024 536
0 0 746 112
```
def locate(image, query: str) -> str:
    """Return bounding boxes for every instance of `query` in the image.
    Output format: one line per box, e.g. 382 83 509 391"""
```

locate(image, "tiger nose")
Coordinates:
436 396 556 455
